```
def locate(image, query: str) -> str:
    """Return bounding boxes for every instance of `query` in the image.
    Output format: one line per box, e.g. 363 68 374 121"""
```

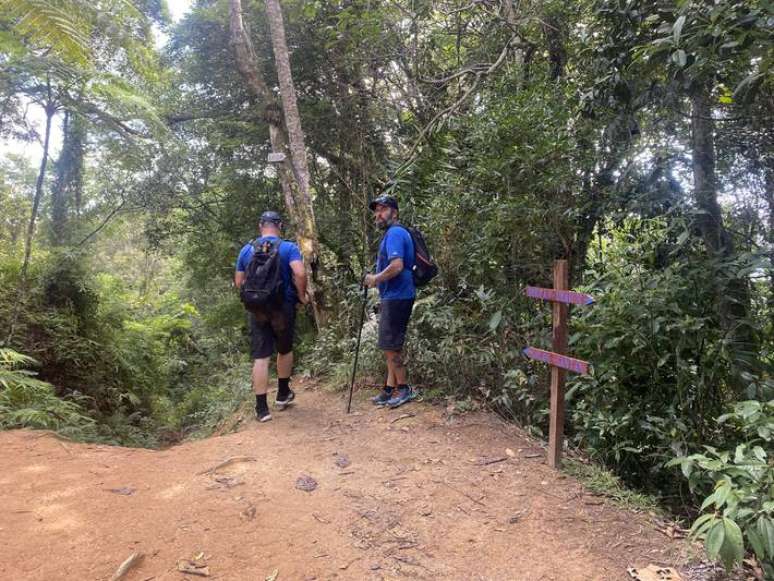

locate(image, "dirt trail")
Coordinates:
0 379 693 580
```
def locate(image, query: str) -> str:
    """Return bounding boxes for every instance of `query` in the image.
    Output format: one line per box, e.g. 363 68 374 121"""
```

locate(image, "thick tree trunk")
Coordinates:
5 101 55 345
691 87 728 255
228 0 327 328
690 84 756 379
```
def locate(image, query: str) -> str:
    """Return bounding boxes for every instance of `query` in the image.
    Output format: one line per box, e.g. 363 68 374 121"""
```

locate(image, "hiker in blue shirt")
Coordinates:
235 211 308 422
364 194 417 408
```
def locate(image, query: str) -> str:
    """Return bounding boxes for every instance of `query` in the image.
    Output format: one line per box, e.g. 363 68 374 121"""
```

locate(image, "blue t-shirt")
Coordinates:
376 225 415 300
236 236 303 304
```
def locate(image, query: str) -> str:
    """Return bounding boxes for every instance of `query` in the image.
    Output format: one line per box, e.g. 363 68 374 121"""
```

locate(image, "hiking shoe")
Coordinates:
275 389 295 409
371 387 394 406
387 386 415 408
255 407 272 422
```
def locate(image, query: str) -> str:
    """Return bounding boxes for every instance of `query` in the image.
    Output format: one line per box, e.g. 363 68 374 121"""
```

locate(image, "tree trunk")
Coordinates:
761 161 774 326
21 103 54 280
264 0 326 327
228 0 327 328
50 109 85 245
690 84 756 379
542 12 566 81
5 100 55 345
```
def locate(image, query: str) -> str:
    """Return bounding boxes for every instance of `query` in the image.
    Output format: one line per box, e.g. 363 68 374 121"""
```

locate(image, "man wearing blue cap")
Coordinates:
364 194 417 408
235 211 308 422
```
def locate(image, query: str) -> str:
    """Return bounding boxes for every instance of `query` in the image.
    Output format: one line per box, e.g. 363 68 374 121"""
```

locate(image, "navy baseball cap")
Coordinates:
260 210 282 225
368 194 398 211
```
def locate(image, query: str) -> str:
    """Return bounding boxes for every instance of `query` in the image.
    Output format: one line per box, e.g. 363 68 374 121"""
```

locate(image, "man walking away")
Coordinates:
364 194 416 408
235 211 308 422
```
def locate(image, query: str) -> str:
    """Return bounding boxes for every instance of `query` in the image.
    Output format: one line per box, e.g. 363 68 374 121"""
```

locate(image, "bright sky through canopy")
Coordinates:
167 0 192 22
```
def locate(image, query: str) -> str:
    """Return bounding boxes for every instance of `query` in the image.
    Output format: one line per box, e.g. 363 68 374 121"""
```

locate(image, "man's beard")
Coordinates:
376 218 389 230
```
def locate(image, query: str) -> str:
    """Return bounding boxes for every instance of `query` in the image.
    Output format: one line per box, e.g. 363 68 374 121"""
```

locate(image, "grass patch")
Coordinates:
564 458 662 514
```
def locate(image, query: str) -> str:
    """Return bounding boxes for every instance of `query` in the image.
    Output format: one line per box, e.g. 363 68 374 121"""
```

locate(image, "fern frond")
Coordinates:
1 0 92 65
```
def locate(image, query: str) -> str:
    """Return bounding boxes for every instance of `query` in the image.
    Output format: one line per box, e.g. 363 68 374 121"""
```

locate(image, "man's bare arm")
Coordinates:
290 260 309 303
365 258 404 288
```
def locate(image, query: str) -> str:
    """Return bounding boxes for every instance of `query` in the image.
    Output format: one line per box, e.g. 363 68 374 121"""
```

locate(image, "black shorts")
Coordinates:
378 299 414 351
249 302 296 359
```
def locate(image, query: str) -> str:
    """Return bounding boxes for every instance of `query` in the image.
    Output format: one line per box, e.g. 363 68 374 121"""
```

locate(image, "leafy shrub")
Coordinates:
0 348 96 438
567 216 754 490
669 400 774 576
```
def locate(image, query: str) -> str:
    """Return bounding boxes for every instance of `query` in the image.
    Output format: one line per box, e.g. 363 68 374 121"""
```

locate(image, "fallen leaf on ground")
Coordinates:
265 568 279 581
177 559 210 577
296 474 318 492
508 509 529 524
505 448 516 458
213 475 243 488
656 524 686 539
627 564 683 581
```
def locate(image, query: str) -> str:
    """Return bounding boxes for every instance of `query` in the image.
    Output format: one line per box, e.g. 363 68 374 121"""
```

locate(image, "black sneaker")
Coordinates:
275 389 295 409
255 406 272 422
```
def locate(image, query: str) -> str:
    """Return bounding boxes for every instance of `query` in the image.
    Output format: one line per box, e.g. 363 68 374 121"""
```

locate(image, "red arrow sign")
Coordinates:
523 347 590 375
525 286 594 306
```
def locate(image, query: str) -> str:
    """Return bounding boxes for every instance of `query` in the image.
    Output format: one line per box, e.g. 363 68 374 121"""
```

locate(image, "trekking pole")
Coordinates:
346 283 369 414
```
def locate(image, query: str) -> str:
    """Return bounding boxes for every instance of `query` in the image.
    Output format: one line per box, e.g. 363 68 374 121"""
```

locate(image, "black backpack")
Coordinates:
240 238 284 313
399 225 439 288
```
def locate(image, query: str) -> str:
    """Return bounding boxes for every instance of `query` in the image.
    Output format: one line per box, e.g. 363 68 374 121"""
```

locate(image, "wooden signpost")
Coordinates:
523 260 593 469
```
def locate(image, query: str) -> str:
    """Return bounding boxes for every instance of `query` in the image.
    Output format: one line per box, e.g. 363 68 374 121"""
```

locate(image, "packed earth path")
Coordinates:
1 379 700 581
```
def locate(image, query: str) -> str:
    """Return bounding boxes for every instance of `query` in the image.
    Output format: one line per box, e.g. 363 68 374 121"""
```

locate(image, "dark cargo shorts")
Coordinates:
249 302 296 359
378 299 414 351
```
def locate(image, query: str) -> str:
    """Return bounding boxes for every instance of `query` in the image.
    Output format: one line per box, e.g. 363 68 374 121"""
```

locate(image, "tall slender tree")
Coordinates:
229 0 327 327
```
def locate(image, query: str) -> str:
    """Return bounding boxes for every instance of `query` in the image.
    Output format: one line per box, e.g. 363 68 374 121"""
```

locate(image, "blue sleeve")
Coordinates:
385 228 410 262
286 242 303 263
236 244 252 272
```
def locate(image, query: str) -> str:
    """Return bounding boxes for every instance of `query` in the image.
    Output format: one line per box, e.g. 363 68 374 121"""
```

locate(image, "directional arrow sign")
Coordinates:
523 347 590 375
525 286 594 306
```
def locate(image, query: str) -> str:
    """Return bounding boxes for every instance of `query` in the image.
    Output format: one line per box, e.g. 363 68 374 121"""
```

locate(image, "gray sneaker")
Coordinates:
387 386 416 408
371 387 394 406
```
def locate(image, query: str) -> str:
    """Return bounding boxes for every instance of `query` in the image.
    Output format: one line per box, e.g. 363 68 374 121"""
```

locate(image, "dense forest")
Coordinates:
1 0 772 575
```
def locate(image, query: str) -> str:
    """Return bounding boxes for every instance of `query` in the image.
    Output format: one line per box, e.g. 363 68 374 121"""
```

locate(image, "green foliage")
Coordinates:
0 237 253 446
0 3 773 574
566 213 774 491
0 348 96 437
1 0 91 64
669 400 774 575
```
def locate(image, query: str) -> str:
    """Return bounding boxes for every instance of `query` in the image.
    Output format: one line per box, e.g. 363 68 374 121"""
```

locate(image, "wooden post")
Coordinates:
548 259 569 468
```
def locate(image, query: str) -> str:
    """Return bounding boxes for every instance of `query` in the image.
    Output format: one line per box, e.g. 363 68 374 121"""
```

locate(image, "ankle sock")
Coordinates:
277 378 290 399
255 393 268 412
